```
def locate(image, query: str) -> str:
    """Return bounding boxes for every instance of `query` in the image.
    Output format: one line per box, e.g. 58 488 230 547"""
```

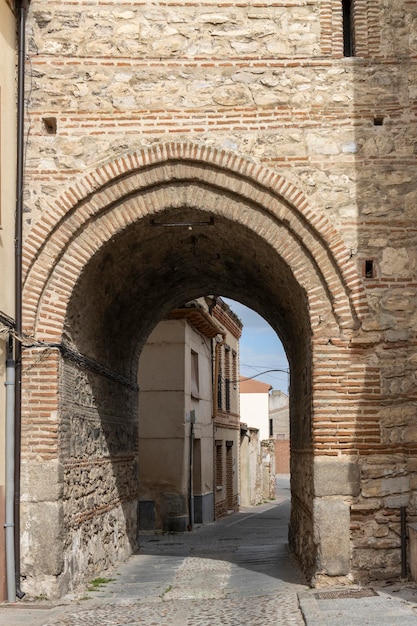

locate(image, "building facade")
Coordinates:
0 0 17 602
239 378 277 503
8 0 417 598
269 390 290 474
239 425 261 507
211 299 242 519
138 297 242 531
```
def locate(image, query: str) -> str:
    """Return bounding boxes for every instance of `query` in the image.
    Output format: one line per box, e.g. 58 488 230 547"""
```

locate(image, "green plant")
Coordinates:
87 577 115 591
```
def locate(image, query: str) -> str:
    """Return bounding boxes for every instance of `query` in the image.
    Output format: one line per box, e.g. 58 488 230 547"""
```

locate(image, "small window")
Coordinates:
215 442 223 488
191 350 200 399
225 345 231 412
342 0 354 57
232 350 237 387
225 379 231 412
269 418 273 438
364 259 375 279
217 346 223 410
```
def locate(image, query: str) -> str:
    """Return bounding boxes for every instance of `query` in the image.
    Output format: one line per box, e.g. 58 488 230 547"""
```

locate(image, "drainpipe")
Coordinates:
5 337 16 602
188 412 195 531
14 0 30 600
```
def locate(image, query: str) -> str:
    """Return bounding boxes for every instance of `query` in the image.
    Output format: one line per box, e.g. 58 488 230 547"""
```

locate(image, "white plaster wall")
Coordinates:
269 390 290 439
0 0 16 600
138 313 215 510
0 0 16 320
240 392 270 442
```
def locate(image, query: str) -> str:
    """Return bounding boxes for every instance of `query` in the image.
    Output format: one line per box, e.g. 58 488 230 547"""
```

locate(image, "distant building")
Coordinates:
239 425 260 507
269 390 290 474
239 377 272 442
138 297 242 531
239 377 276 503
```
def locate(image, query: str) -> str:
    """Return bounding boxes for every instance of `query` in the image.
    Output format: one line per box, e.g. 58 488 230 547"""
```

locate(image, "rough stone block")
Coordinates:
21 501 64 577
314 498 350 576
21 459 64 502
314 457 360 497
385 494 409 509
381 475 409 496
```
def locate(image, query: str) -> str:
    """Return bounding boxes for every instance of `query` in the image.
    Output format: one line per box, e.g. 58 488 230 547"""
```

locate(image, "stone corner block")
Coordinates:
21 501 64 577
314 456 360 497
314 497 350 576
21 459 64 502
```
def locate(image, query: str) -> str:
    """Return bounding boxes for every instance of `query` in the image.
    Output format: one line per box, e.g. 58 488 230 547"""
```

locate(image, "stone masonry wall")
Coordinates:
59 361 138 591
20 349 139 597
19 0 417 588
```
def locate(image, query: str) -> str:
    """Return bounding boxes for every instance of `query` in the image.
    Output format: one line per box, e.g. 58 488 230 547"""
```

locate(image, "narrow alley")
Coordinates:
1 477 308 625
3 477 417 625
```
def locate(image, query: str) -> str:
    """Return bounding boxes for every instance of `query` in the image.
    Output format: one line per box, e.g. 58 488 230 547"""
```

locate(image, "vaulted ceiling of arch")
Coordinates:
65 207 311 378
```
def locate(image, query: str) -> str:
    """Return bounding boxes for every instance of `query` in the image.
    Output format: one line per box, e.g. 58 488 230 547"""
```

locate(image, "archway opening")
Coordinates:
61 206 314 589
226 299 291 494
136 296 290 533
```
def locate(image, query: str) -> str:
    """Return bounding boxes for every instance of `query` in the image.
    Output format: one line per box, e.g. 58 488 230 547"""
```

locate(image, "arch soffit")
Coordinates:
23 142 368 335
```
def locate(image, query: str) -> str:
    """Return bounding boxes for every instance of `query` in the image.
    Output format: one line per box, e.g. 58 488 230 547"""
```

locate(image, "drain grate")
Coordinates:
314 588 379 600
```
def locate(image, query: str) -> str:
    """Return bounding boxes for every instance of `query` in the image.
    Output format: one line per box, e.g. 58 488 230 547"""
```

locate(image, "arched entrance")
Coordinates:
20 143 367 597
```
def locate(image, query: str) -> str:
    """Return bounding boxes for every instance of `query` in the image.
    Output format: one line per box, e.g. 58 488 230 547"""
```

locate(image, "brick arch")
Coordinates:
22 142 368 338
20 143 373 597
33 187 324 342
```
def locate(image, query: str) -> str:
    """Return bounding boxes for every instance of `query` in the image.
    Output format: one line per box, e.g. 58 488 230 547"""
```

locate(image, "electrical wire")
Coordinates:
218 368 289 385
0 323 138 391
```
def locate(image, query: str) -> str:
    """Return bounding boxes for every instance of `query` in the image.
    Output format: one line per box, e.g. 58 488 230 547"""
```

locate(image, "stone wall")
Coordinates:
290 450 316 579
20 352 139 597
60 362 138 592
261 439 276 501
275 440 290 474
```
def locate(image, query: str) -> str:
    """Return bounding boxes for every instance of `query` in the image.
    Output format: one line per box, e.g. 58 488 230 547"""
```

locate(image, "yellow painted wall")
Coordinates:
0 0 16 602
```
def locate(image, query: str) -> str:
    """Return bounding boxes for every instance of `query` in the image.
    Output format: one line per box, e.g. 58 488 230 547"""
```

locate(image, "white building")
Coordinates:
239 377 272 443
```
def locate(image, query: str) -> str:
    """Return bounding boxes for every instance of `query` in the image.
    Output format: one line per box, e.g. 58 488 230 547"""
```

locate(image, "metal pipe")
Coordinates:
5 337 16 601
188 419 194 531
401 506 407 579
14 0 30 600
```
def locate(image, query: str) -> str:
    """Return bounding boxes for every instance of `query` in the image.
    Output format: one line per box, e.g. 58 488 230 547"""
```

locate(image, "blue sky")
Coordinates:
223 298 289 394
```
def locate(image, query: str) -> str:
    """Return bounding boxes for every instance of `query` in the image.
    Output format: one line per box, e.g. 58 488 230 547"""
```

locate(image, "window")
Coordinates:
225 379 231 412
226 441 234 510
364 259 376 279
191 350 200 399
217 346 223 410
342 0 354 57
232 350 237 387
225 345 231 412
215 442 223 488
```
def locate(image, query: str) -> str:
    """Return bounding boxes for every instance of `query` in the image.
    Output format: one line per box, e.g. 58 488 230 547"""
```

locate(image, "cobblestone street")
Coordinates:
1 477 308 625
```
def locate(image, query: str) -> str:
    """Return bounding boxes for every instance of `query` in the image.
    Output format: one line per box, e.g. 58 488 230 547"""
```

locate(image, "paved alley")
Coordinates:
3 476 417 625
0 477 308 625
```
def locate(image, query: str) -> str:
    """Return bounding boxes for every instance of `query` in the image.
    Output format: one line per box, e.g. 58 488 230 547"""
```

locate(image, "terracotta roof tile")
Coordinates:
239 376 272 394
